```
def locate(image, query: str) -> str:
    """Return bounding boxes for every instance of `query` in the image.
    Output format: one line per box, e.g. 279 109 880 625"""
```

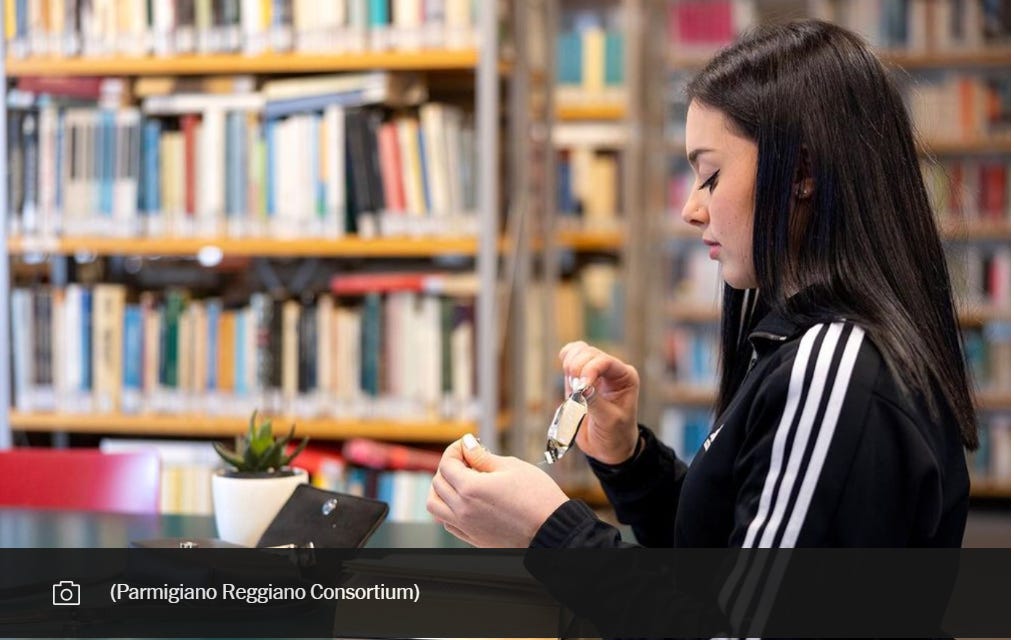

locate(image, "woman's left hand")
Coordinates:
427 434 570 547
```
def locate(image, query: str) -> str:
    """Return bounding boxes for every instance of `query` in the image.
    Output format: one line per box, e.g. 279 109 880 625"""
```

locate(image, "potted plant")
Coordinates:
211 411 310 546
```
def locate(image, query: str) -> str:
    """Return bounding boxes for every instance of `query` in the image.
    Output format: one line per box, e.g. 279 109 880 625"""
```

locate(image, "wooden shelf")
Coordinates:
9 410 507 442
557 102 626 121
937 218 1010 241
880 48 1012 68
957 306 1011 325
8 234 487 258
667 303 720 323
4 50 485 76
969 480 1011 500
976 390 1011 412
922 136 1010 155
555 228 624 252
662 383 717 406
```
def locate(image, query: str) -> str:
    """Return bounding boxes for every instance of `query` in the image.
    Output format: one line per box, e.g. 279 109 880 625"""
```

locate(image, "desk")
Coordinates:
0 508 468 548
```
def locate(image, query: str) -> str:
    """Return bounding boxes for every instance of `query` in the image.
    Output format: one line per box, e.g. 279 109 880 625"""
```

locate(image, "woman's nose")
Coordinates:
681 193 708 228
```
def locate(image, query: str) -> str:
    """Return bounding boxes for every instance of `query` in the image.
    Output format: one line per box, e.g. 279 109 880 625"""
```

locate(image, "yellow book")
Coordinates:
582 27 606 95
220 310 236 392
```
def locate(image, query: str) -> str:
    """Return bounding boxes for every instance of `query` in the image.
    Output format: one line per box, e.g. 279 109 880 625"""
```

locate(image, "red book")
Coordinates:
342 438 441 472
17 76 103 100
377 122 406 214
979 163 1009 220
180 114 199 217
330 272 430 295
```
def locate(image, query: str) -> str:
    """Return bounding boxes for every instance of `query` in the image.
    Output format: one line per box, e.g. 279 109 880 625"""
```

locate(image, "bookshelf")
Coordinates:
9 410 509 442
650 0 1011 501
4 50 489 76
0 3 513 464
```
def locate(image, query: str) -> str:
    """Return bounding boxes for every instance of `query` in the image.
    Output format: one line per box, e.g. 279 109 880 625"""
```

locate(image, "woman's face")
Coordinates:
681 100 759 290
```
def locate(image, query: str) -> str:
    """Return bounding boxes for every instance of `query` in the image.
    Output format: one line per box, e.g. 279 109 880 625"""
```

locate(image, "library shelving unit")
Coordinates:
0 6 515 454
649 1 1011 501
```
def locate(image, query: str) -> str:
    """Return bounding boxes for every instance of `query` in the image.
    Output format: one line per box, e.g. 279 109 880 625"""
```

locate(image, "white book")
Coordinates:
11 290 35 412
450 315 474 413
393 0 423 50
241 0 267 54
37 103 59 236
62 285 83 409
442 105 464 219
114 109 142 236
396 115 426 219
444 0 472 49
345 0 368 52
196 108 226 235
323 104 346 237
317 296 334 395
420 103 450 218
142 93 265 115
420 294 442 409
152 0 176 56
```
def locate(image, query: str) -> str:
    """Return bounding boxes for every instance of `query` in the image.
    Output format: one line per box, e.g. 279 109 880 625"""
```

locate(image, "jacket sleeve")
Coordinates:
726 322 957 549
529 424 688 549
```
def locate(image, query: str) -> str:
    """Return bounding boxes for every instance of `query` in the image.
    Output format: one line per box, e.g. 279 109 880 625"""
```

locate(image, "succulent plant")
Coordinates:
213 411 309 473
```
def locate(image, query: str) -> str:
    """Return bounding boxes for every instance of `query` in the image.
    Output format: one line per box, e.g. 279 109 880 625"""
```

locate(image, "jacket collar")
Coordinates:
747 298 811 350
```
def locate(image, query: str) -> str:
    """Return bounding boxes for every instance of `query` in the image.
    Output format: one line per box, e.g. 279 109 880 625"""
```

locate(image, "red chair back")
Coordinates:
0 448 160 514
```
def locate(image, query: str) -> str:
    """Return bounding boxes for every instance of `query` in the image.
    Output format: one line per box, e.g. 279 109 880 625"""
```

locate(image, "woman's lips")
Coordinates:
704 240 720 260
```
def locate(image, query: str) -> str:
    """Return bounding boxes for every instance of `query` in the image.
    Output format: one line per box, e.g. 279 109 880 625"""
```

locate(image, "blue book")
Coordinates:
99 110 115 216
55 110 65 213
141 118 161 215
234 311 247 396
416 126 431 214
368 0 390 26
123 305 143 391
206 299 221 391
309 114 322 217
375 471 395 517
265 118 276 217
81 289 92 391
556 31 583 85
604 30 624 86
360 292 382 396
263 90 374 119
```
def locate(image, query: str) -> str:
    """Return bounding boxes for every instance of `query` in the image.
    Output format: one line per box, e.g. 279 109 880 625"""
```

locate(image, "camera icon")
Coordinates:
52 580 81 606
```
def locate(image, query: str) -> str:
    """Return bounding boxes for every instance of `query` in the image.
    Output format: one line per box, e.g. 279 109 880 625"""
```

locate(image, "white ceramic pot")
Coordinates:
211 468 308 546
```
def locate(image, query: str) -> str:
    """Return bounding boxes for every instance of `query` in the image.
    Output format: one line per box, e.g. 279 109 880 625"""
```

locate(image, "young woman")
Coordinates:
426 19 976 549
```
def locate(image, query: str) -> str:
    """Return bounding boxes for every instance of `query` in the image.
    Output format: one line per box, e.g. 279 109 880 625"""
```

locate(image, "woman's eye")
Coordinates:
699 170 719 193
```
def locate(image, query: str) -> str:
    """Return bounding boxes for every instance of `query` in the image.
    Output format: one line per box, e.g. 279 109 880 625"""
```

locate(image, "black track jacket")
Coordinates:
531 307 970 549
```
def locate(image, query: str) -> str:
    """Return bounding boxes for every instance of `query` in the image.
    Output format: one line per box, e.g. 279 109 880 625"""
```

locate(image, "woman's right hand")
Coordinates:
558 341 640 465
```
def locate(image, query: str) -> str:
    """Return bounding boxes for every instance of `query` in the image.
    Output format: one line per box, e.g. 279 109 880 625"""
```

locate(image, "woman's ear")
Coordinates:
793 177 816 200
793 146 815 200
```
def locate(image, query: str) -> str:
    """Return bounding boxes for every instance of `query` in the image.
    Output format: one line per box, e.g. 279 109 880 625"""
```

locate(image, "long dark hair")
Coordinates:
687 20 978 448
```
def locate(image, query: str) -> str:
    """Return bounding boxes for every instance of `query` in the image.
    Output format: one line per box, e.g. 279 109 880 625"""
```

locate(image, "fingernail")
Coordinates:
462 433 479 450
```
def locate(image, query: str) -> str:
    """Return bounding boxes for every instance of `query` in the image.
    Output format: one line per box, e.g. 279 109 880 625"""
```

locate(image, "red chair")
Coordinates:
0 448 160 514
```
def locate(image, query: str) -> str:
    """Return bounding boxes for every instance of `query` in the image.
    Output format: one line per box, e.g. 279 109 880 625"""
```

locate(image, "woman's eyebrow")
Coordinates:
687 147 715 170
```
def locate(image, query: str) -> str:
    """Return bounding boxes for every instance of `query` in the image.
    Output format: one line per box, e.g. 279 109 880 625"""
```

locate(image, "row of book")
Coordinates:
906 72 1011 144
9 278 480 420
99 436 442 519
921 158 1010 222
660 320 1012 399
663 324 719 389
967 415 1011 487
555 25 625 103
947 247 1011 309
659 408 713 463
556 147 621 230
963 323 1011 394
6 0 478 59
6 75 480 239
666 244 723 309
666 0 1010 53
